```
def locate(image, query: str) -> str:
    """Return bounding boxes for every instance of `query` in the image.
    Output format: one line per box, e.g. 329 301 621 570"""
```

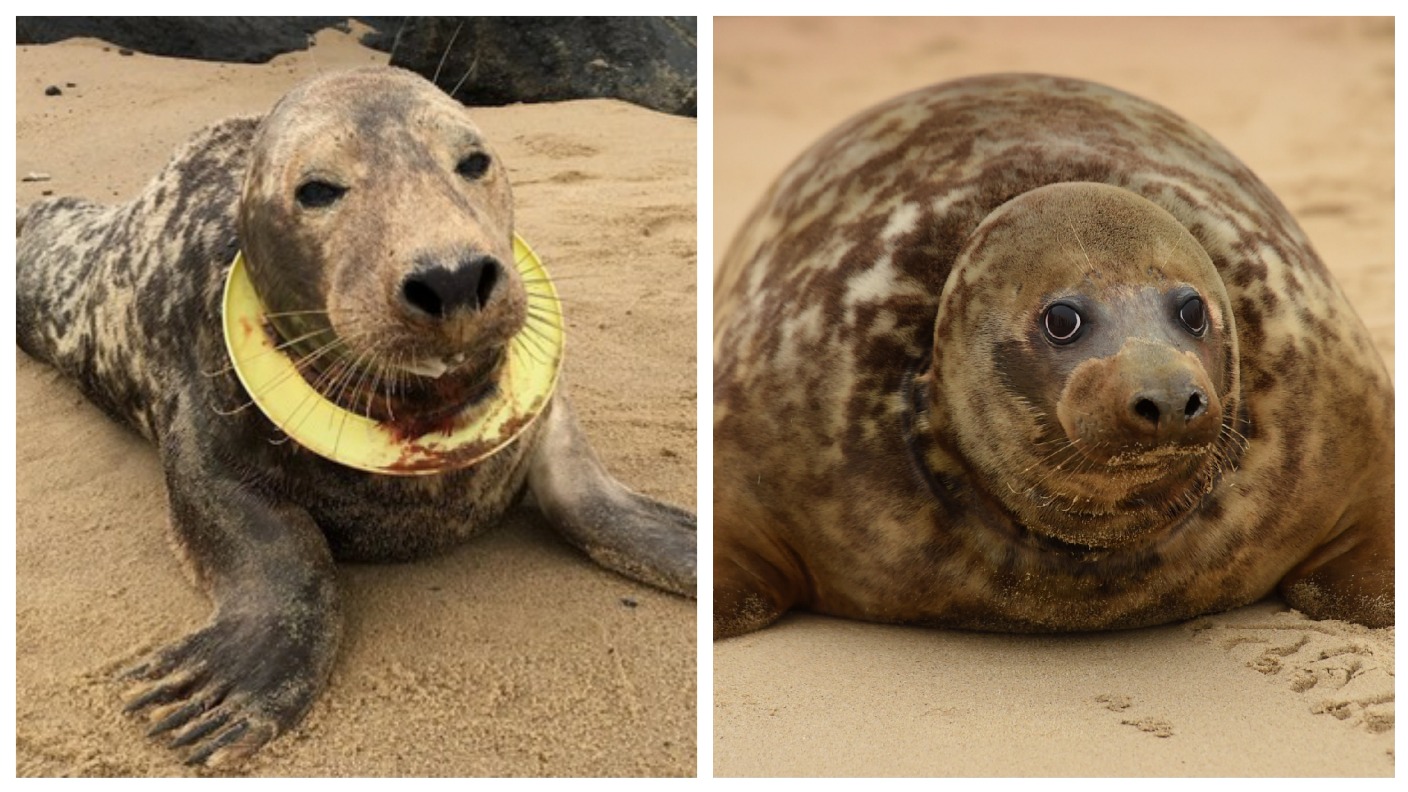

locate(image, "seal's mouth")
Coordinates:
222 234 565 475
1007 418 1242 549
1080 441 1211 471
351 344 510 435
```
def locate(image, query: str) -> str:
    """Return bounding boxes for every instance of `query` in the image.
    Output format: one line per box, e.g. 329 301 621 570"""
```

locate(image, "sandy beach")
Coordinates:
15 27 696 777
713 17 1393 777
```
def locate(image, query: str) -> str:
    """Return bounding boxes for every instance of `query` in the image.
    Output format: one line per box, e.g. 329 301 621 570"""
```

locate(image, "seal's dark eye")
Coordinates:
295 180 346 209
1178 296 1207 336
456 153 491 180
1043 303 1084 344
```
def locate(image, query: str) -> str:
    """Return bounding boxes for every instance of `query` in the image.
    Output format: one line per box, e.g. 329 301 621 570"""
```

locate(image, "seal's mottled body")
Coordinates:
18 67 695 765
713 74 1392 638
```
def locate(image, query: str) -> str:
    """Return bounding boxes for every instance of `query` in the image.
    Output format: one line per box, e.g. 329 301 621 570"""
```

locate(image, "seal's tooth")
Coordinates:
402 357 449 379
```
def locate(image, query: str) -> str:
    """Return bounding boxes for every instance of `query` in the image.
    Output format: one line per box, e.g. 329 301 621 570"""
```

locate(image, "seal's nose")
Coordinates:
1128 385 1210 440
402 254 500 317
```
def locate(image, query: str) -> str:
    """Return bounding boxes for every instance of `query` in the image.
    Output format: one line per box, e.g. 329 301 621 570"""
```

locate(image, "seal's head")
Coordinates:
929 182 1242 549
236 66 524 432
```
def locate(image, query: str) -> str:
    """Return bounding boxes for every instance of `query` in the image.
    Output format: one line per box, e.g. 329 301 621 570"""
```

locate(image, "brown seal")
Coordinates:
16 66 695 765
713 73 1392 639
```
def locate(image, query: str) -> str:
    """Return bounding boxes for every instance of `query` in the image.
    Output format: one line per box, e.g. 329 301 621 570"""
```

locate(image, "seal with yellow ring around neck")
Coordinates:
16 66 695 766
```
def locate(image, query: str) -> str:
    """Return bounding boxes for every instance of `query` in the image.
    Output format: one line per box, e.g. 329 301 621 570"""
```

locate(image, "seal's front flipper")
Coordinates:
122 415 341 766
713 498 808 639
528 393 696 597
1279 491 1394 628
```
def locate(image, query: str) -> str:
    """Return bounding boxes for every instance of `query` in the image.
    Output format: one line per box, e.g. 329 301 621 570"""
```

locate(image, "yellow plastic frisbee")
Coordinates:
222 234 564 475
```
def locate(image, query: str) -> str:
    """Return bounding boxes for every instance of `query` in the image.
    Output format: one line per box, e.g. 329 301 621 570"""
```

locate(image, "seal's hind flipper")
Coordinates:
528 392 696 597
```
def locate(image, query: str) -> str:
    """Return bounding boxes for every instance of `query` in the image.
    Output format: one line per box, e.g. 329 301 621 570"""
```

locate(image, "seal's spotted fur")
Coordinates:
17 66 696 765
713 74 1392 638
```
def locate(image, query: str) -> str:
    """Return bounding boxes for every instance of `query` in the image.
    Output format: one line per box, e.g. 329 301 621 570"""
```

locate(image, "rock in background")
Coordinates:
16 16 697 117
369 17 697 117
16 16 344 63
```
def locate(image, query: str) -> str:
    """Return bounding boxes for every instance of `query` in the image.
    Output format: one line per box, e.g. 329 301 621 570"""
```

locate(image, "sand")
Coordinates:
14 27 696 777
713 17 1394 777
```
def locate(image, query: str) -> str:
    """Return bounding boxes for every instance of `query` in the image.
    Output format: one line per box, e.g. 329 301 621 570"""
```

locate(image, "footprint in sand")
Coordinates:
1188 610 1394 735
1094 694 1174 738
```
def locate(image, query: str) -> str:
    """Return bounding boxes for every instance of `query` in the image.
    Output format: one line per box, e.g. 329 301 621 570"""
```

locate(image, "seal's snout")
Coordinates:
1056 338 1222 460
1126 381 1213 443
402 254 502 318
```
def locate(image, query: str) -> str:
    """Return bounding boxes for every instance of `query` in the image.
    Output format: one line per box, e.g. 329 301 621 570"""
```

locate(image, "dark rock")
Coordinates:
44 85 61 96
369 17 696 117
16 17 348 63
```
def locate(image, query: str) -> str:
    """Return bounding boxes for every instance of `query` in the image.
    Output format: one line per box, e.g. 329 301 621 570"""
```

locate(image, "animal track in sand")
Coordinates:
516 133 601 160
1094 694 1173 738
1188 611 1394 735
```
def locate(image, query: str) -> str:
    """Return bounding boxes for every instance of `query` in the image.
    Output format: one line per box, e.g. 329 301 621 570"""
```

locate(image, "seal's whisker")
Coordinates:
1065 219 1095 276
336 333 406 420
515 330 554 362
212 398 260 417
272 349 352 439
386 16 409 65
324 345 373 437
515 322 556 357
379 353 397 423
449 49 481 98
202 326 337 378
313 358 359 435
274 332 371 431
377 354 398 421
332 388 354 456
259 308 333 320
524 314 564 333
216 335 352 416
323 333 375 402
522 284 566 299
524 295 573 310
519 273 593 283
432 20 464 86
1023 453 1086 501
522 312 562 333
283 378 333 440
1022 437 1107 503
523 301 565 318
511 335 550 366
391 352 408 417
522 296 565 312
341 345 380 421
288 334 369 415
1017 433 1085 476
284 335 351 375
323 336 384 407
362 351 387 420
267 337 358 400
